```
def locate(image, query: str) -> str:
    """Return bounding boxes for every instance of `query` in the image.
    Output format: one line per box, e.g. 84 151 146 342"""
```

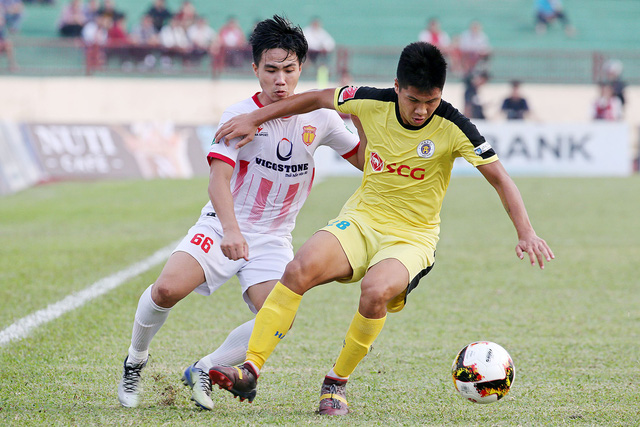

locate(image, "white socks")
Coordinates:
126 284 255 371
196 318 255 371
327 368 349 381
127 284 171 364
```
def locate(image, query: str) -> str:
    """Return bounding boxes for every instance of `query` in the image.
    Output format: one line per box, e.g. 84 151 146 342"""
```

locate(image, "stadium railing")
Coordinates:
1 38 638 85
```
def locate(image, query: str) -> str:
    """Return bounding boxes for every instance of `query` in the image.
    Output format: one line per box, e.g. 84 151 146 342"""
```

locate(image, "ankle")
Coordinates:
243 361 260 378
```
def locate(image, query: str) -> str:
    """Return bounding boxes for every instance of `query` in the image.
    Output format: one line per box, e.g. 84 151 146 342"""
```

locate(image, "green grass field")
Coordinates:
1 176 639 426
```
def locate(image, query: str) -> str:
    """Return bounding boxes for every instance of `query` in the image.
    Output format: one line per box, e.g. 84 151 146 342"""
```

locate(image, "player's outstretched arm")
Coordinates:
477 161 555 269
215 88 337 149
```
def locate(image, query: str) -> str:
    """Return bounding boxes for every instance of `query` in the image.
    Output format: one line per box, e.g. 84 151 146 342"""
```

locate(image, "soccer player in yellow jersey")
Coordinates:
209 42 555 415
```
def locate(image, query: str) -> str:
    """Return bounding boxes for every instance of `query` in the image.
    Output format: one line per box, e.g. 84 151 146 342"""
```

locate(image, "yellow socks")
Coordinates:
246 282 302 370
333 311 386 378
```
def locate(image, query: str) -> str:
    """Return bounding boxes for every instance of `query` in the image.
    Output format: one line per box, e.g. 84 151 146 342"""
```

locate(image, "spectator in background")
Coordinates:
58 0 88 38
0 11 17 70
187 16 217 63
159 15 191 66
501 80 531 120
303 16 335 64
218 15 247 67
82 13 112 69
82 13 111 45
464 70 489 120
107 12 128 44
174 0 197 29
458 20 491 75
84 0 100 23
592 83 622 121
97 0 123 22
130 13 160 70
1 0 24 33
418 17 450 53
130 14 159 46
535 0 575 36
106 13 131 68
602 59 626 109
146 0 172 32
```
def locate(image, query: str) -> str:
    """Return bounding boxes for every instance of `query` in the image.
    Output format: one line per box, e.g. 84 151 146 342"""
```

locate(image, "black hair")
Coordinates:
396 42 447 91
249 15 308 65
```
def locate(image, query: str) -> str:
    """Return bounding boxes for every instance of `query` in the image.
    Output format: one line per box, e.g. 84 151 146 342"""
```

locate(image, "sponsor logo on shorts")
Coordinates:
417 140 435 158
302 125 317 146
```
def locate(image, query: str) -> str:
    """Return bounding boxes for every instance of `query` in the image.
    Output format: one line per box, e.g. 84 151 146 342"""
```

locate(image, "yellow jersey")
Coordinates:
334 86 498 234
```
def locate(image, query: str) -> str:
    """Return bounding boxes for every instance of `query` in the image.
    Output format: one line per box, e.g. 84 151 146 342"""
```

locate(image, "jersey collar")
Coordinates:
252 92 264 108
394 100 435 130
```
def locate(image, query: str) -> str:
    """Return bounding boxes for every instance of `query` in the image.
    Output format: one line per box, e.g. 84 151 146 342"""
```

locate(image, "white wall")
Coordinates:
0 76 637 153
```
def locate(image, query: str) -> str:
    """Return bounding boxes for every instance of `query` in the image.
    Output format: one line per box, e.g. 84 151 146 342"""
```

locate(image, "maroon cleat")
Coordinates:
318 376 349 415
208 363 258 403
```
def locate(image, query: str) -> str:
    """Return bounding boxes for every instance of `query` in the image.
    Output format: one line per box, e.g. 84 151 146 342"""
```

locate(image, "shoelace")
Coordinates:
122 364 144 392
329 384 341 408
198 368 212 395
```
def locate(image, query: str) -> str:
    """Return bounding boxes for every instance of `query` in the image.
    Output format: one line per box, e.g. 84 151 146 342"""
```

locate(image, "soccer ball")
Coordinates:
451 341 515 404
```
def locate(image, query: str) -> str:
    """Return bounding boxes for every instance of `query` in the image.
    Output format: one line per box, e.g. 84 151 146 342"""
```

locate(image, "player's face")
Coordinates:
253 48 302 106
394 80 442 127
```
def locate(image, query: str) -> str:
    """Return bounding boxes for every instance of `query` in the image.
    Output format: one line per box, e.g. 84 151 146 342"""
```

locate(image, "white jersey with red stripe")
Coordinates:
204 93 360 239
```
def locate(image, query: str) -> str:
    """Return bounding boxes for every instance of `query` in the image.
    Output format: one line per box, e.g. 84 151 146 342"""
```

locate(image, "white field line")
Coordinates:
0 241 178 347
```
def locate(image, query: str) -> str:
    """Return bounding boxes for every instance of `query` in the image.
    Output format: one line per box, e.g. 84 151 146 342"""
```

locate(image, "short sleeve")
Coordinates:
334 86 362 116
319 110 360 158
451 119 498 167
207 111 241 167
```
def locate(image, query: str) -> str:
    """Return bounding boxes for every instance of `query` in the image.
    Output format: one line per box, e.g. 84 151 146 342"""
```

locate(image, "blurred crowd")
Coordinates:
0 0 24 70
53 0 336 73
418 12 627 122
1 0 631 123
59 0 231 71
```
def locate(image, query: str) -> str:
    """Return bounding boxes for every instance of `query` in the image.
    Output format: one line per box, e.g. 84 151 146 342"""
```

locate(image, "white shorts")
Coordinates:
173 213 294 313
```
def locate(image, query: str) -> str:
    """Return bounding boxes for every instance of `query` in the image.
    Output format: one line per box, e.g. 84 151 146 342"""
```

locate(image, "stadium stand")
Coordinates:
3 0 640 83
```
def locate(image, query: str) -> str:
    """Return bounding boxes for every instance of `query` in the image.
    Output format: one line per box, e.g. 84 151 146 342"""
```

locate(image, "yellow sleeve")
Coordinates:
454 131 499 167
334 86 362 116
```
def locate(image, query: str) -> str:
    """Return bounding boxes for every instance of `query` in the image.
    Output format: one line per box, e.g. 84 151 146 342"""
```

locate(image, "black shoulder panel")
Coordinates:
435 100 496 159
337 86 396 106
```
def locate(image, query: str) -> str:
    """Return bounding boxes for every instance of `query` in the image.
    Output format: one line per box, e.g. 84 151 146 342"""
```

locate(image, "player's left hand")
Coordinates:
220 229 250 261
214 114 259 149
515 234 554 269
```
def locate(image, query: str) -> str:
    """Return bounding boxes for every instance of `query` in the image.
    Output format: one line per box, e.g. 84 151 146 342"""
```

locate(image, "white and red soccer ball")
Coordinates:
451 341 515 404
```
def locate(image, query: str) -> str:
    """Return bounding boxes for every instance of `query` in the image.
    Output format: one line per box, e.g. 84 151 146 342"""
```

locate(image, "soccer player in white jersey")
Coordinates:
117 15 366 410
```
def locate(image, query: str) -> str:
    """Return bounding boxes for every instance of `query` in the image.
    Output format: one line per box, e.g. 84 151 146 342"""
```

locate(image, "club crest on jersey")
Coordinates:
370 152 384 172
338 86 359 103
417 140 435 158
255 126 268 137
302 125 317 146
277 138 293 161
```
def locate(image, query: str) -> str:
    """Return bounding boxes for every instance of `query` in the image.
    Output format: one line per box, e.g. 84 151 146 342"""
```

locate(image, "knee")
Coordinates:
359 278 396 308
282 257 315 294
151 281 181 308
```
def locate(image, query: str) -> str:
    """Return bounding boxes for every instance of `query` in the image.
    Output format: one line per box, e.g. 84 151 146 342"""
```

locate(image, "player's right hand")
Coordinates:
214 114 259 149
220 230 249 261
